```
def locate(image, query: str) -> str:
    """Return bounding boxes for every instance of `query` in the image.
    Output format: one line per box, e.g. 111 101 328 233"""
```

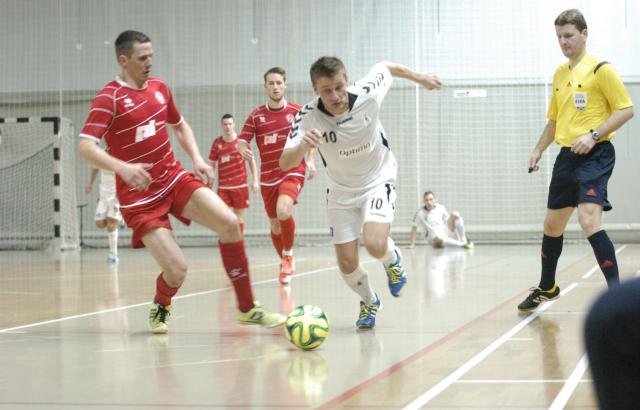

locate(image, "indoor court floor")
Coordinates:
1 241 639 409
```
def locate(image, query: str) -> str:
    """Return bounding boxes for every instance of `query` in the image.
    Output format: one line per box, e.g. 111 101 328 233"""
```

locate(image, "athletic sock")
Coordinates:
539 234 563 290
155 272 178 306
380 237 397 267
341 266 377 304
270 230 283 258
588 230 620 287
280 216 295 254
219 240 255 312
108 229 118 255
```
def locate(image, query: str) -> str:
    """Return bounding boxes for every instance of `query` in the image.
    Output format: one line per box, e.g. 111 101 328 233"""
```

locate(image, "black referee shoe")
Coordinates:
517 285 560 312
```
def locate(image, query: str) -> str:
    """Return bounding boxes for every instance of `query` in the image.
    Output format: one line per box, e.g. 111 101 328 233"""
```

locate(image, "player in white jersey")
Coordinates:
409 191 473 249
281 56 442 329
86 168 122 263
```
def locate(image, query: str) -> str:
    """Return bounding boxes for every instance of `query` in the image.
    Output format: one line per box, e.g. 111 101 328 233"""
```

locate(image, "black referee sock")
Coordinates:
538 234 563 290
587 230 620 287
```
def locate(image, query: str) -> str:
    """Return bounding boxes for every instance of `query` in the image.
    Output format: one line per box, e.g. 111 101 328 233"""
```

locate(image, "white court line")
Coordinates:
402 283 579 410
549 354 589 410
581 245 626 279
0 258 378 334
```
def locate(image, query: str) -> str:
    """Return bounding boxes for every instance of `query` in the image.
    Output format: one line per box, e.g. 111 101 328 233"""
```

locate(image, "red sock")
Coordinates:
219 240 254 312
270 231 283 258
155 273 178 306
280 216 295 253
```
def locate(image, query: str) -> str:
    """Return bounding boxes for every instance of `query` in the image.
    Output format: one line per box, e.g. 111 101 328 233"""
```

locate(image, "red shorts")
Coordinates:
121 173 208 248
218 187 249 209
260 175 305 219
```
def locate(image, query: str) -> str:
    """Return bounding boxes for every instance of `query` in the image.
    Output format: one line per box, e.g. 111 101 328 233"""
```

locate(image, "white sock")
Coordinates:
443 236 466 248
108 229 118 255
282 249 293 257
380 237 397 266
454 218 467 243
341 266 377 304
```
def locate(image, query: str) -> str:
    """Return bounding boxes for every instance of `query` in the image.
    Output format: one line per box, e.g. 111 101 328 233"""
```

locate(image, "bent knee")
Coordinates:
337 258 358 274
364 239 387 259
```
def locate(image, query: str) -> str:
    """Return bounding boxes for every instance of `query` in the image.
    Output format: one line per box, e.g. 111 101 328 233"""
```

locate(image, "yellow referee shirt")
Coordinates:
547 53 633 147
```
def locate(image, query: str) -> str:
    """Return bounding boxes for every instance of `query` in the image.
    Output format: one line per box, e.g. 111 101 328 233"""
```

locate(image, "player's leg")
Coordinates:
105 217 119 263
577 142 618 287
261 185 284 258
518 207 572 312
330 206 380 329
447 212 473 249
519 149 576 312
584 278 640 409
276 177 304 282
230 187 249 235
361 183 406 297
181 186 285 327
142 227 188 334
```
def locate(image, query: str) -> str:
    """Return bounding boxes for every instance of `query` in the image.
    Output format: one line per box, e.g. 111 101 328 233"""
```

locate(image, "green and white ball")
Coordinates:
285 305 329 350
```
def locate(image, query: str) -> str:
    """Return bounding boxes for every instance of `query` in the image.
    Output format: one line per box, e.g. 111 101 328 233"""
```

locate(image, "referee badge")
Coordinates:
573 92 587 111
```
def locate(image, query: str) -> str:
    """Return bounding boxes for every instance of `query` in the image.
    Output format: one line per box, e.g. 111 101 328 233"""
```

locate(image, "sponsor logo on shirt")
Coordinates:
338 141 371 159
286 114 294 123
123 97 134 108
221 154 231 163
265 133 278 145
135 120 157 143
336 116 353 126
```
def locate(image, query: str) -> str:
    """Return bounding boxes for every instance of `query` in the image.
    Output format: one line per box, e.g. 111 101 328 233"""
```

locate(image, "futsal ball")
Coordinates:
284 305 329 351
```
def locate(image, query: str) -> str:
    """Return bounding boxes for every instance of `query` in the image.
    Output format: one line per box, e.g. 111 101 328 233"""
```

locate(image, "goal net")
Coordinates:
1 0 636 247
0 117 79 250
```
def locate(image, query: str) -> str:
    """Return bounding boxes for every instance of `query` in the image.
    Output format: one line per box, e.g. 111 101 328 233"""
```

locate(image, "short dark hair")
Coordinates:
423 191 434 198
310 56 346 85
221 113 234 121
115 30 151 58
554 9 587 32
264 67 286 83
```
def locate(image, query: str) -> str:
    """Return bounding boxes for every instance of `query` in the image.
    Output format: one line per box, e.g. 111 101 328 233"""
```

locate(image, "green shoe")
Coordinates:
237 301 286 328
149 303 171 334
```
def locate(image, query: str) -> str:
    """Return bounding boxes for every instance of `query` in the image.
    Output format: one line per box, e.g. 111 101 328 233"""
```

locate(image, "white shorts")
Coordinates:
426 226 457 243
327 183 396 244
94 197 122 222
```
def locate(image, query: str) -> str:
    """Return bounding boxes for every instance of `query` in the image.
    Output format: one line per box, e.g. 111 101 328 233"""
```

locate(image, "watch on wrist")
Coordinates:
590 129 600 141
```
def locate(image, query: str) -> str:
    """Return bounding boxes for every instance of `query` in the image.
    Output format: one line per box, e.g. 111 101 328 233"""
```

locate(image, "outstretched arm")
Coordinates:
380 61 442 90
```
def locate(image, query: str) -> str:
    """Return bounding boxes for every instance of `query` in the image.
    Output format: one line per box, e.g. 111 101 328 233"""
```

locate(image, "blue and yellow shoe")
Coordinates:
356 295 382 329
385 247 407 297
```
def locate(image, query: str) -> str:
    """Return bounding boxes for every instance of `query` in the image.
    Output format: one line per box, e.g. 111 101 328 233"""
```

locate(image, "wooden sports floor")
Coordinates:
1 241 639 409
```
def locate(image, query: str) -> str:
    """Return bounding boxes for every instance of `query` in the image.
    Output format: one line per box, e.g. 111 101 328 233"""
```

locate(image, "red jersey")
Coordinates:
79 77 186 209
208 135 248 189
239 100 306 186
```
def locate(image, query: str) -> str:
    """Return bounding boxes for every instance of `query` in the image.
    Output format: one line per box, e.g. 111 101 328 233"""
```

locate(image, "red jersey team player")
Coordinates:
208 114 259 234
78 30 285 334
238 67 316 285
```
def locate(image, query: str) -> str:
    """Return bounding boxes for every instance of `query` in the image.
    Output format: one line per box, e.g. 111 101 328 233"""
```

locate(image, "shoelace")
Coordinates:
386 265 402 284
154 306 168 323
359 302 378 320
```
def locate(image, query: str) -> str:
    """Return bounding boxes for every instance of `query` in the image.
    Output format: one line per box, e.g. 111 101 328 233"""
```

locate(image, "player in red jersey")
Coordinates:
78 30 285 334
208 114 259 235
238 67 316 286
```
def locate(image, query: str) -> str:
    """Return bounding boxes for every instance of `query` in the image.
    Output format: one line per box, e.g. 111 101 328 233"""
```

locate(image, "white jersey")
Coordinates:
99 170 117 200
286 63 397 193
412 203 450 239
